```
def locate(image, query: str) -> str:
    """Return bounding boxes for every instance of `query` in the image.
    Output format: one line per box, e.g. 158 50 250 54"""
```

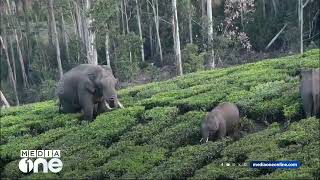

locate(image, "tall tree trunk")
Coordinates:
188 0 193 43
121 0 126 35
60 8 70 64
34 14 47 71
22 0 31 65
6 0 28 87
105 31 111 68
47 0 54 47
151 0 163 64
9 37 17 82
272 0 277 16
74 1 83 40
135 0 145 62
14 30 29 87
207 0 215 68
0 90 11 108
172 0 183 76
49 0 63 79
70 2 78 35
299 0 311 54
262 0 266 19
0 36 19 105
147 3 154 57
201 0 206 44
85 0 98 65
124 0 132 63
72 1 82 62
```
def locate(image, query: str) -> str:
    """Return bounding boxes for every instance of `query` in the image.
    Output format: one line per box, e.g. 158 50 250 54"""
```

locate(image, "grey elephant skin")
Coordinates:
300 69 320 118
56 64 123 121
201 102 240 143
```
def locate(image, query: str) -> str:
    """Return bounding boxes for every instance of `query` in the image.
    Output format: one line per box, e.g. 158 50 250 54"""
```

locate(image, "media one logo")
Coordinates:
19 150 63 173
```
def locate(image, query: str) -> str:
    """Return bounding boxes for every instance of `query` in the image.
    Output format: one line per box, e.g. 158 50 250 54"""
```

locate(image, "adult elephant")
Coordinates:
56 64 123 120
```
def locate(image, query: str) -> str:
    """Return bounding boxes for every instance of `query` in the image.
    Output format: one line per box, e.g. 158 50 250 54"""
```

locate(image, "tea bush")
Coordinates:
0 49 319 179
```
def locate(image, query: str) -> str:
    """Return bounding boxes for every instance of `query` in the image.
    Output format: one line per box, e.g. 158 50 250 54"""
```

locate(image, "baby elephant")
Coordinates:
200 102 240 143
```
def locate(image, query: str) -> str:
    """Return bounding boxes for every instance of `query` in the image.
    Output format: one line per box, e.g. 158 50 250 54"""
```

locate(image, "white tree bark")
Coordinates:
73 1 83 40
136 0 145 62
6 0 28 87
207 0 215 68
265 24 287 50
85 0 98 65
61 8 70 63
124 0 132 63
14 30 29 86
9 32 17 82
105 31 111 68
121 0 126 35
49 0 63 79
0 36 19 105
147 3 154 56
299 0 310 54
188 0 193 43
272 0 277 16
0 90 10 108
151 0 163 64
172 0 183 76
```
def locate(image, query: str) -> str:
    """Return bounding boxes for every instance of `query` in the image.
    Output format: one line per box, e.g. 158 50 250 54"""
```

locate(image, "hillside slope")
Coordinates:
1 49 319 179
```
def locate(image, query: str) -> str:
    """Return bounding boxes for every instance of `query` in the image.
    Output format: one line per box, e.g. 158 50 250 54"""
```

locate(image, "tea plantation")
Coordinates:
1 49 319 179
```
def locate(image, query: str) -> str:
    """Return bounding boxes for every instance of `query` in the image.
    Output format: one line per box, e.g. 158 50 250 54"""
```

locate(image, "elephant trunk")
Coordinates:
201 123 209 143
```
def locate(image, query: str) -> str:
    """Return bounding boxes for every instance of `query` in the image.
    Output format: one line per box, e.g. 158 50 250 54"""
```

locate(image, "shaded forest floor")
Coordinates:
0 49 319 179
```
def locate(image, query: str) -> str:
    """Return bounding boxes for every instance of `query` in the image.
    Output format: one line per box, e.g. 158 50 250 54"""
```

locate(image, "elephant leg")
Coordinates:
79 94 94 121
312 94 319 118
97 101 108 114
60 99 79 113
217 126 226 140
302 93 313 118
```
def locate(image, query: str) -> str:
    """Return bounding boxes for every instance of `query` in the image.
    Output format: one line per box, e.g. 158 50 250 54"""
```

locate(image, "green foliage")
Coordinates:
182 43 205 73
113 33 142 82
1 50 320 179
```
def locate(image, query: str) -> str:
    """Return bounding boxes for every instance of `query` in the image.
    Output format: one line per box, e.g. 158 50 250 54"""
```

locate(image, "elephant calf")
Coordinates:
56 64 124 121
300 69 320 118
200 102 240 143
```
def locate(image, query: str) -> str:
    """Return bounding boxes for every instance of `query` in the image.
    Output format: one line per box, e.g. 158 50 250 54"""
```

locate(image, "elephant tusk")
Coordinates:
117 100 124 109
105 101 113 110
205 137 208 143
200 138 203 143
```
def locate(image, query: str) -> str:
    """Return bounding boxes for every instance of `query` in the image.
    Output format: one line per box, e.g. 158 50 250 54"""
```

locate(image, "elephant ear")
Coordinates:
85 73 96 93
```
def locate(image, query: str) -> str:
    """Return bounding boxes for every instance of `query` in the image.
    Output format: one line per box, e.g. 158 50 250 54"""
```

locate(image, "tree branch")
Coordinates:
265 23 287 50
303 0 310 8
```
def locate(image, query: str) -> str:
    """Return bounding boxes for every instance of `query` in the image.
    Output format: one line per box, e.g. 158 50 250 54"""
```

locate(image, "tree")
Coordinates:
188 0 193 43
5 0 29 88
0 90 10 108
123 0 133 63
150 0 163 65
299 0 311 54
48 0 63 79
0 35 19 105
207 0 215 69
60 8 70 63
135 0 145 62
172 0 183 75
85 0 98 65
105 30 111 67
147 3 154 57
